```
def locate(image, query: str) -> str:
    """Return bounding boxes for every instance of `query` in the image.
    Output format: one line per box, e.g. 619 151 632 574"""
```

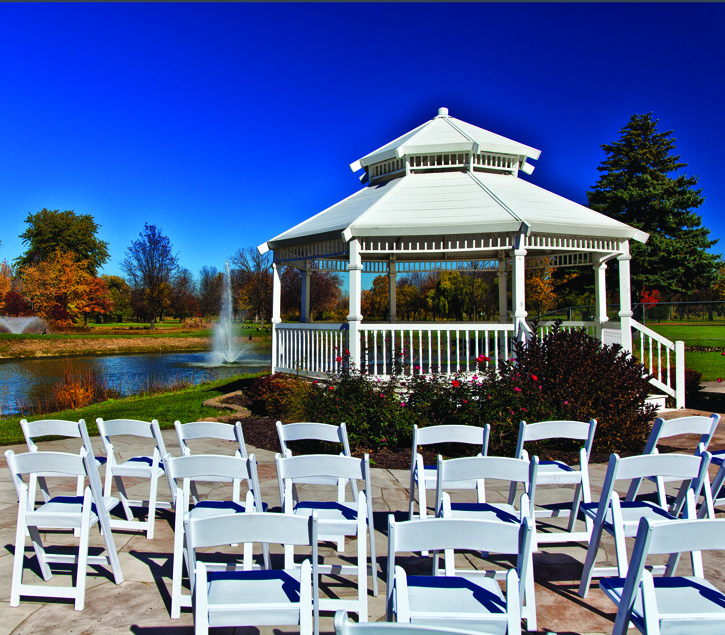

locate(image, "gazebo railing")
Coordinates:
273 322 348 376
273 319 686 409
359 323 515 377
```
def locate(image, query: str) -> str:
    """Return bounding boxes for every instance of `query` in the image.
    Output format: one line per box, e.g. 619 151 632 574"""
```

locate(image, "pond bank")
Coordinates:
0 335 210 358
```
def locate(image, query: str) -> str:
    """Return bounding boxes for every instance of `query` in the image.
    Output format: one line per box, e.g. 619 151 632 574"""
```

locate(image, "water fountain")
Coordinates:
0 316 46 334
210 262 241 365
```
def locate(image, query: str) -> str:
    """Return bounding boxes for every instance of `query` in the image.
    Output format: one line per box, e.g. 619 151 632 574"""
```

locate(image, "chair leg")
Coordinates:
74 502 92 611
170 510 185 618
113 475 135 521
578 519 604 597
146 474 159 540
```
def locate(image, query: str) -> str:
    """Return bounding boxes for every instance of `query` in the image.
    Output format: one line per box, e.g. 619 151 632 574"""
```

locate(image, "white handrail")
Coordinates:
631 319 685 409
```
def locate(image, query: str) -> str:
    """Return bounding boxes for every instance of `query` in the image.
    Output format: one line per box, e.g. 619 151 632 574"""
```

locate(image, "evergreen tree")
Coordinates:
587 113 720 297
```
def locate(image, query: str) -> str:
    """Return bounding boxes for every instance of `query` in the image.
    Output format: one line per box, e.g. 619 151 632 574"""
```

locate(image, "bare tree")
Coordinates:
230 247 272 325
121 223 179 328
198 265 222 317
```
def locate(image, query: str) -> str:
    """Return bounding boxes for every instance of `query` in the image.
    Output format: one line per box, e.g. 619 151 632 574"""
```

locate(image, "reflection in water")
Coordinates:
0 350 270 416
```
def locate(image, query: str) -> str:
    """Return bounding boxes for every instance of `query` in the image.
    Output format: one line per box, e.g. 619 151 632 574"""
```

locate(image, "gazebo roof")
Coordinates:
260 108 649 256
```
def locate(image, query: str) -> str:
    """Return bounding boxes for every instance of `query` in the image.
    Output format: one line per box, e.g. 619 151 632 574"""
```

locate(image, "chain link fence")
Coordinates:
537 301 725 325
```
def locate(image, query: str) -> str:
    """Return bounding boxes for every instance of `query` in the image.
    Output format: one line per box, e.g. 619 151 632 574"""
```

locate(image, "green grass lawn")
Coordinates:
0 373 261 446
645 324 724 382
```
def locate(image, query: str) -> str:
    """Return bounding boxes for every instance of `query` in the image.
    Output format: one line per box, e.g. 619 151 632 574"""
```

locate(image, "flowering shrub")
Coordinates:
301 370 417 450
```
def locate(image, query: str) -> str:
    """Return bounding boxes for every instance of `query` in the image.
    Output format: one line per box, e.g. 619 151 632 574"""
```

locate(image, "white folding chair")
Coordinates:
334 610 494 635
387 515 533 635
174 420 247 504
96 417 172 539
186 511 320 635
601 517 725 635
276 452 377 621
408 424 490 521
166 452 267 618
6 448 124 611
626 414 720 508
21 418 103 504
578 450 712 597
435 455 539 630
508 419 596 544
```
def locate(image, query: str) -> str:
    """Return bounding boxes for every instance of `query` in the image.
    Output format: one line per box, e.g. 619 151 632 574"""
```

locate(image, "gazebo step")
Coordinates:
646 394 668 411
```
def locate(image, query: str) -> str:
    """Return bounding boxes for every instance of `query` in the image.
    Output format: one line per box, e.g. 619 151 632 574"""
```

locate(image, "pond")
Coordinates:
0 349 271 417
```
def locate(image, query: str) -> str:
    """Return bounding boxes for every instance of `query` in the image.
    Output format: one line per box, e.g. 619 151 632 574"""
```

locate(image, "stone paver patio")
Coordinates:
1 409 723 635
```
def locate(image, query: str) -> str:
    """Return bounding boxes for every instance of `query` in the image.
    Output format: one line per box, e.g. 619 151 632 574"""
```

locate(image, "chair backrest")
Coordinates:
165 452 263 511
277 421 352 457
96 418 168 456
411 424 490 468
643 414 720 455
600 450 711 517
175 420 247 457
515 419 597 460
185 510 319 576
6 447 105 507
435 454 538 515
21 418 93 454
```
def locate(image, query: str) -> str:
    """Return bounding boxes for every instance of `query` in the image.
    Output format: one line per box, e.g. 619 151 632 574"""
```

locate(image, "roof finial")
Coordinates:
438 107 449 117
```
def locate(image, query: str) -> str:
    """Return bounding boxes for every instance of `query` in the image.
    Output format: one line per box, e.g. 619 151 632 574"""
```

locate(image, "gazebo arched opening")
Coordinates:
259 108 685 408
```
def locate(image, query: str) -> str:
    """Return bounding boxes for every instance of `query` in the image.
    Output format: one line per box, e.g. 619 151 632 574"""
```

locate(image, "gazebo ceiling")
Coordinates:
260 108 649 259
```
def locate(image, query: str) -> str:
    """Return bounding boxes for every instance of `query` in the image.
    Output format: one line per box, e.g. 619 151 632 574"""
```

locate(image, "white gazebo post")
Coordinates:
617 244 633 352
347 238 363 368
388 257 397 323
593 255 609 337
511 231 528 342
300 264 312 323
271 262 282 371
497 256 508 323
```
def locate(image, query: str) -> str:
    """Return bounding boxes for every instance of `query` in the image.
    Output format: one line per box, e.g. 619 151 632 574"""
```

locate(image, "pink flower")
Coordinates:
313 380 318 384
400 402 406 407
522 407 527 412
564 400 569 404
718 378 723 383
476 354 490 363
514 387 521 392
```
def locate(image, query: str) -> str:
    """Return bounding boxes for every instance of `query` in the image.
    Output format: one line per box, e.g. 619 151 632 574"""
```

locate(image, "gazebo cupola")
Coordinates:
353 107 540 186
259 107 684 408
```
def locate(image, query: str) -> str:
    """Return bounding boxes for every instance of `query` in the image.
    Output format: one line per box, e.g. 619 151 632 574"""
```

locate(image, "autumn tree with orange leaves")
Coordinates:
19 250 111 327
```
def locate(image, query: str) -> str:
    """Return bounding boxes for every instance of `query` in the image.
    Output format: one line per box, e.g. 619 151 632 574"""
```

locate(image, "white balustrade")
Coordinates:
631 319 685 409
360 323 515 377
274 319 686 410
273 323 348 376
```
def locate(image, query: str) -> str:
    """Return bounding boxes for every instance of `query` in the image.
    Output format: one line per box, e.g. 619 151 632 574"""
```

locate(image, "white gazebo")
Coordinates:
259 108 685 407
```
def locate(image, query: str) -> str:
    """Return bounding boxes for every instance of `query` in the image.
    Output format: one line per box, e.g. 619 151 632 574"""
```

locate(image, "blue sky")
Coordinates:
1 3 723 282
